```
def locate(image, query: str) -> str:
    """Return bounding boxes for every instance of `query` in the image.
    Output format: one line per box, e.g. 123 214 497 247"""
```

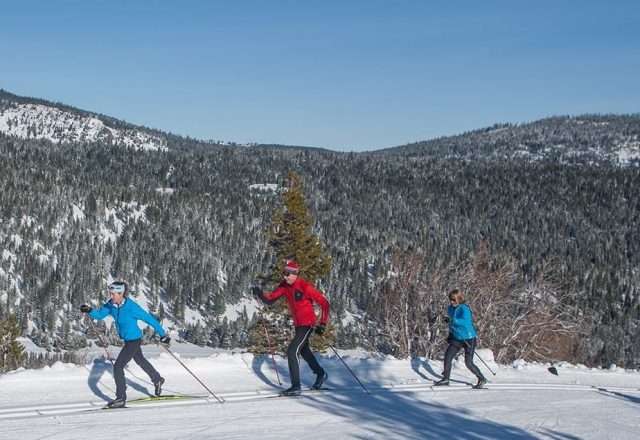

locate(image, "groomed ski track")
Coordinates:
2 382 638 420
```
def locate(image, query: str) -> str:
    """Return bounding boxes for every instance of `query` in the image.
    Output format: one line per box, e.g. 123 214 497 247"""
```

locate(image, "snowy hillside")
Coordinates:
376 115 640 166
1 343 638 439
0 101 167 151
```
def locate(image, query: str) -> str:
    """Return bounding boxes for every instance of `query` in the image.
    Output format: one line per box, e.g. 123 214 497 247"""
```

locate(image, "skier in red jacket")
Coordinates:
253 261 330 396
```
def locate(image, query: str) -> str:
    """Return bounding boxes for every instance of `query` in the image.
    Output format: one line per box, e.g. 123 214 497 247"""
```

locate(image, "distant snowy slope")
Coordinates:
0 102 167 151
376 115 640 166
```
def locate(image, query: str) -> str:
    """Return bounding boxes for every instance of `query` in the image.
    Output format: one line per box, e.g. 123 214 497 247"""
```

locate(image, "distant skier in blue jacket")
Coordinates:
433 289 487 388
81 281 171 408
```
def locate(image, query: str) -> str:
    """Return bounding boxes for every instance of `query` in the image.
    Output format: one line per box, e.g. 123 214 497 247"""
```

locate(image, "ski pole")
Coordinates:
463 340 496 376
321 335 370 395
160 343 225 403
255 297 282 386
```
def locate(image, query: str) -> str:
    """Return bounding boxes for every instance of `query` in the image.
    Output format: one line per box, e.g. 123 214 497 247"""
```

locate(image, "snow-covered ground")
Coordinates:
1 342 638 440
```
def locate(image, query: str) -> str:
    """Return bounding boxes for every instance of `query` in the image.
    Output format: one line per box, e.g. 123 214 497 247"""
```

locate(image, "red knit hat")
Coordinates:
283 260 299 275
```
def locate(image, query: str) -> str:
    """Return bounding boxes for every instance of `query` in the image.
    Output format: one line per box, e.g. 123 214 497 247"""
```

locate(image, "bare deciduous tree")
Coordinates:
367 249 445 358
367 245 584 364
457 246 585 363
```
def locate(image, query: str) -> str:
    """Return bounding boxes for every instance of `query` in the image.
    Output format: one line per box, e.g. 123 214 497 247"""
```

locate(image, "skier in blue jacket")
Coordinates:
81 281 171 408
433 288 487 388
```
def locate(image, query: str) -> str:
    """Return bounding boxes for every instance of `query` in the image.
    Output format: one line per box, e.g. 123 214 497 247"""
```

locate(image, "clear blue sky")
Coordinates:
2 1 639 151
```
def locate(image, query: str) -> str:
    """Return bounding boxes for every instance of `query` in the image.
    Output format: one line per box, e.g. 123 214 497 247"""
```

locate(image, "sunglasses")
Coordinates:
283 271 297 277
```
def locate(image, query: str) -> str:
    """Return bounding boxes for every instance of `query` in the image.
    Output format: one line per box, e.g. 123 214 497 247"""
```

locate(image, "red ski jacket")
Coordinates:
261 277 330 327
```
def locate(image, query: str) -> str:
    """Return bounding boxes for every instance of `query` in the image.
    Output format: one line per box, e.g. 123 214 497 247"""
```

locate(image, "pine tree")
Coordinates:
266 171 332 284
0 314 26 372
250 171 333 354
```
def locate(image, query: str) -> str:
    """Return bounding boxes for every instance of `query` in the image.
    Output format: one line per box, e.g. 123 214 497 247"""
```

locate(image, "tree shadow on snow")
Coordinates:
248 353 537 438
302 385 536 439
293 355 537 440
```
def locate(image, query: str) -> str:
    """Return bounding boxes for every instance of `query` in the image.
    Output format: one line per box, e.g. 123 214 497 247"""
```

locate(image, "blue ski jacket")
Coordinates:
447 303 478 341
89 297 166 342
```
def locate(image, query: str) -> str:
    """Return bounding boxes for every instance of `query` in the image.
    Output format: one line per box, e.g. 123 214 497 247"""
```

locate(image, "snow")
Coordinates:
249 183 279 193
1 343 638 439
10 233 23 248
617 140 640 165
71 204 85 222
0 103 167 151
100 202 148 242
222 297 258 322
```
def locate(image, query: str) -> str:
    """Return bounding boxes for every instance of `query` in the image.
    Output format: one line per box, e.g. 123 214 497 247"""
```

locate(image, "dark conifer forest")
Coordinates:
1 90 638 369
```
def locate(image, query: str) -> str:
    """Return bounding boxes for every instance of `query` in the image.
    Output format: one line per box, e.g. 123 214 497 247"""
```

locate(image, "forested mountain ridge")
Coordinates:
0 90 638 369
3 89 638 165
376 114 640 166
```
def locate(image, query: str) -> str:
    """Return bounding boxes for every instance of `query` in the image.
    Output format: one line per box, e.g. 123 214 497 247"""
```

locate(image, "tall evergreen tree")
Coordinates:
266 171 331 283
251 171 333 353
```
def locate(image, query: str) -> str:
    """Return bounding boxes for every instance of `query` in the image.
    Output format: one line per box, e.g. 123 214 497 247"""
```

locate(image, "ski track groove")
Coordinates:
1 382 639 420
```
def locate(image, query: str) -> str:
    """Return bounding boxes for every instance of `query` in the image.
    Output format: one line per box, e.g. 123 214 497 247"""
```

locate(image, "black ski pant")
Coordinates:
287 326 324 388
114 338 162 400
442 337 485 381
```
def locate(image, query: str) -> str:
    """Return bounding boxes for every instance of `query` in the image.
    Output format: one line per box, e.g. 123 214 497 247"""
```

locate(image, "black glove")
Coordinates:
443 316 450 323
80 304 92 313
314 323 326 336
160 335 171 345
446 334 454 344
251 286 263 297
